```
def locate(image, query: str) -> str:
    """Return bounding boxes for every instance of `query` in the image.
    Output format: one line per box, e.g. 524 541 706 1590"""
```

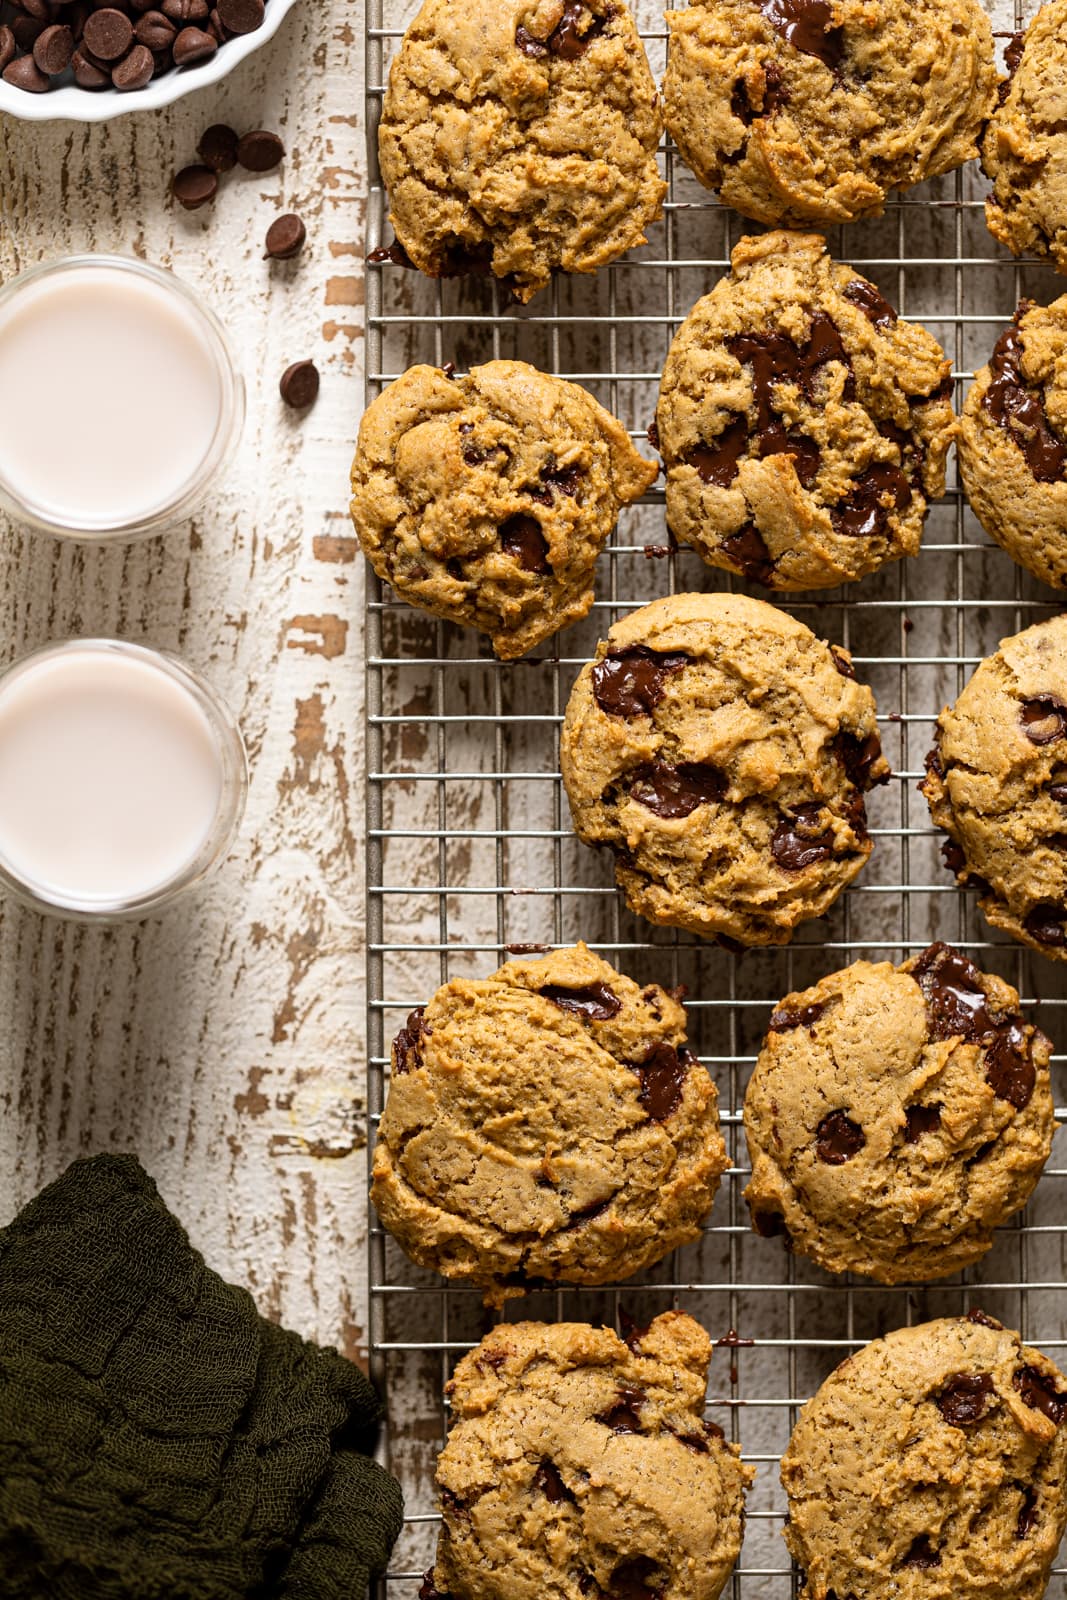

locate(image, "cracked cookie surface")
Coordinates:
655 232 956 591
370 943 727 1304
663 0 996 228
744 943 1054 1283
424 1314 753 1600
923 614 1067 959
958 298 1067 590
378 0 666 302
350 362 658 658
984 5 1067 276
560 592 889 946
783 1315 1067 1600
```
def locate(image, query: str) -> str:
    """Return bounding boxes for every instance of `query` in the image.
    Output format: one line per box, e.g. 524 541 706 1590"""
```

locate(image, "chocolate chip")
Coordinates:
635 1041 693 1121
216 0 262 30
540 981 621 1021
935 1371 994 1426
831 646 856 679
135 9 177 48
608 1558 666 1600
237 128 285 172
70 45 109 85
628 761 726 819
1017 1488 1040 1538
831 462 911 539
163 0 209 18
752 1208 788 1238
941 838 967 877
280 360 320 409
32 22 74 73
0 25 14 72
197 122 239 171
264 213 307 261
760 0 844 69
904 1103 942 1142
982 318 1067 483
500 513 549 573
547 0 608 60
82 6 132 57
843 278 898 328
515 23 549 56
900 1536 940 1570
172 23 215 63
591 646 689 719
772 803 834 870
172 164 218 210
721 522 776 585
111 41 154 87
534 1459 572 1503
815 1110 864 1164
1020 695 1067 744
597 1386 645 1433
392 1006 430 1073
836 729 886 790
967 1309 1004 1329
769 999 827 1032
1024 903 1067 947
1014 1366 1067 1424
2 52 48 88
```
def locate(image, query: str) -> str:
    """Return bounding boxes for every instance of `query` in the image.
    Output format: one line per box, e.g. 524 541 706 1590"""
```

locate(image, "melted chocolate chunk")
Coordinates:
608 1558 665 1600
732 58 788 121
1017 1487 1040 1539
752 1208 789 1238
1020 695 1067 744
815 1110 865 1164
967 1309 1004 1329
515 22 549 55
635 1041 693 1121
540 459 583 498
941 838 968 876
769 999 828 1032
598 1386 646 1433
831 462 911 539
541 981 622 1021
1014 1365 1067 1424
836 729 886 790
1024 904 1067 947
534 1459 572 1503
772 803 834 870
393 1007 430 1073
518 1 609 59
367 239 415 268
728 313 854 434
905 1103 942 1142
757 422 821 486
629 761 726 819
1001 29 1025 101
760 0 844 68
686 417 750 486
843 277 898 328
935 1371 994 1426
619 1310 651 1352
592 646 690 718
419 1571 453 1600
721 522 776 585
910 942 1035 1109
1049 782 1067 801
985 1020 1036 1110
900 1536 941 1570
831 646 856 679
500 513 550 573
983 320 1067 483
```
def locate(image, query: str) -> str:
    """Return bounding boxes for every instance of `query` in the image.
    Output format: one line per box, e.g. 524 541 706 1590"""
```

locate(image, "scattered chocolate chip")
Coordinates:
772 802 834 870
752 1208 789 1238
769 999 827 1033
70 45 109 85
597 1386 645 1433
392 1006 430 1073
843 277 899 328
635 1041 693 1121
264 212 307 260
717 1329 755 1347
500 513 550 573
815 1110 865 1164
534 1459 572 1503
591 645 689 719
628 760 726 819
280 359 319 409
3 51 49 88
1020 695 1067 744
172 23 215 63
836 729 886 790
112 41 153 86
237 128 285 172
967 1309 1004 1329
760 0 844 69
216 0 261 29
1017 1487 1040 1539
163 0 209 19
32 22 74 73
197 121 239 170
1014 1366 1067 1424
540 981 621 1021
171 163 218 209
935 1371 994 1426
831 461 911 539
608 1558 665 1600
983 316 1067 483
904 1103 942 1143
135 9 177 48
644 543 672 559
720 521 776 585
900 1536 941 1570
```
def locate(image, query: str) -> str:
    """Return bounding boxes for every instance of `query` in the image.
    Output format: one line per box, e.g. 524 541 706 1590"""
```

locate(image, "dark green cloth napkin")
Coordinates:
0 1154 403 1599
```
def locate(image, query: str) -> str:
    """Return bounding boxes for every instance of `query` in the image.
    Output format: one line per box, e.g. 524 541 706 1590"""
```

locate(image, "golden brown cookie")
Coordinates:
782 1315 1067 1600
958 299 1067 589
656 232 956 590
350 362 658 658
378 0 665 302
744 943 1055 1282
560 592 889 946
663 0 997 228
984 6 1067 275
423 1314 753 1600
371 943 727 1305
923 614 1067 959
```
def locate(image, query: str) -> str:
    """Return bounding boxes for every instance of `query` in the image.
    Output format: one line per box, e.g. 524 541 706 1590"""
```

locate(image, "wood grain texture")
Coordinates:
0 0 370 1364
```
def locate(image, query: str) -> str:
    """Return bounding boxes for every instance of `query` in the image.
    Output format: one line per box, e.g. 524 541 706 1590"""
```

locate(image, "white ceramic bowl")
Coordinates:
0 0 300 124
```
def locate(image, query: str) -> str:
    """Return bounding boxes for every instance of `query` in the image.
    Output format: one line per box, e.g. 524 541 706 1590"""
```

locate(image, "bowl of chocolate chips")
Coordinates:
0 0 299 120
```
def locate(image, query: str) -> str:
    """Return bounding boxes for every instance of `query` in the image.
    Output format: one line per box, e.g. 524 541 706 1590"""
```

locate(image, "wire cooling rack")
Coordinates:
365 2 1067 1592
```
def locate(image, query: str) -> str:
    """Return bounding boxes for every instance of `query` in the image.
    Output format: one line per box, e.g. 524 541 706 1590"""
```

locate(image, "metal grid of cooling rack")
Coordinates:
365 1 1067 1593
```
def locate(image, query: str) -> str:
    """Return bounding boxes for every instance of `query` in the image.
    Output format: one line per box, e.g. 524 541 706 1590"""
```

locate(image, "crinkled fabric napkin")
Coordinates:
0 1154 403 1599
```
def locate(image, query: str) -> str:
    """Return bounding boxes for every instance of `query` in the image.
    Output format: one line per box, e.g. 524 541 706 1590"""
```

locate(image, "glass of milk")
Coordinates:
0 639 248 918
0 255 244 541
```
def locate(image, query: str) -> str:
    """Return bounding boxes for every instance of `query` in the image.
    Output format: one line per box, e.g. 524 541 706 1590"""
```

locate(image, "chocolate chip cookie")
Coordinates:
371 943 727 1305
663 0 997 228
423 1313 753 1600
656 232 956 591
923 614 1067 959
560 592 889 946
782 1315 1067 1600
984 7 1067 276
744 943 1055 1282
378 0 666 302
350 362 658 659
958 299 1067 589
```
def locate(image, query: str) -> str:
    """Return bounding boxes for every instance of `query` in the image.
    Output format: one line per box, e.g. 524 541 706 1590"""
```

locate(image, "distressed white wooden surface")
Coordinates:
0 0 371 1365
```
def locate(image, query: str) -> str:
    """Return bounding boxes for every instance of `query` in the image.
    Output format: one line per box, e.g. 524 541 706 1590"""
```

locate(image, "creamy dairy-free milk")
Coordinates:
0 643 235 910
0 259 229 533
